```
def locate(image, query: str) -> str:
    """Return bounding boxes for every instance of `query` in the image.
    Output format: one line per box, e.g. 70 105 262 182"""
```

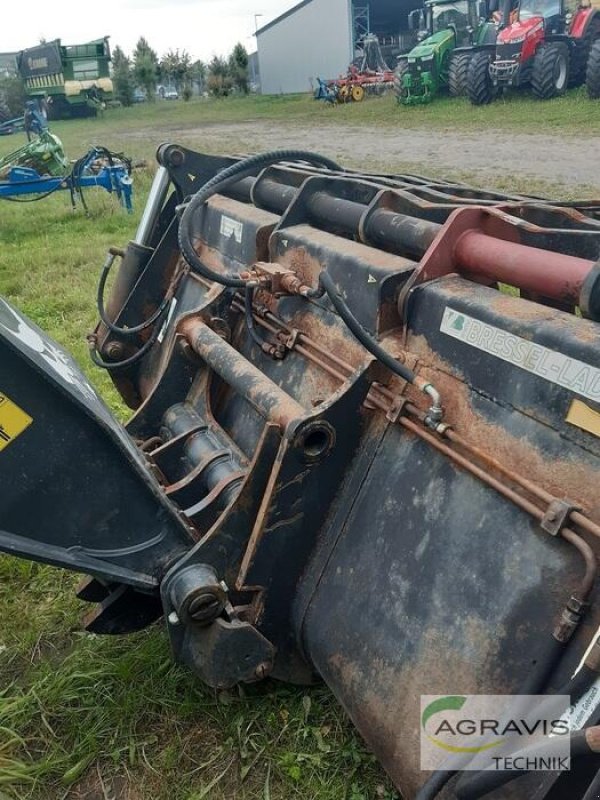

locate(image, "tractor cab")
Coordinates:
468 0 598 102
518 0 563 28
410 0 480 45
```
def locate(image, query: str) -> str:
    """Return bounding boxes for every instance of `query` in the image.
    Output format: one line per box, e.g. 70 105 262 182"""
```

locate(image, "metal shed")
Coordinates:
256 0 421 95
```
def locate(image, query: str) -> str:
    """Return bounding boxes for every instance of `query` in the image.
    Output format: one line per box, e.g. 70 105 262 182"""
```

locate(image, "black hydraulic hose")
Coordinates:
415 769 457 800
520 636 570 696
177 150 341 288
96 251 172 336
456 664 598 800
560 665 598 704
318 271 443 419
455 728 600 800
319 271 417 383
88 305 168 371
454 664 599 799
422 639 590 800
582 766 600 800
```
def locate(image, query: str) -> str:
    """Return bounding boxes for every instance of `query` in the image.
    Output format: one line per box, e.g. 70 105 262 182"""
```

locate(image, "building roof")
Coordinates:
255 0 317 35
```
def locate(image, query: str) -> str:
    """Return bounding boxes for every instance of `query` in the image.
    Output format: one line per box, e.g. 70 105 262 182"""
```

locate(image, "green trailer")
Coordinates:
17 37 113 120
394 0 500 104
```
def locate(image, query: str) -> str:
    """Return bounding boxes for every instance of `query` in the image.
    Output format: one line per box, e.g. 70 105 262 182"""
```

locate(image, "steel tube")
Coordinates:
365 208 440 259
454 230 595 305
135 165 170 246
179 318 306 429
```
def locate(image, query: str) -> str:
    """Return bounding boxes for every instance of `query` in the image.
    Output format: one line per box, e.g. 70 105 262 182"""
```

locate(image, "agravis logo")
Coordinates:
420 694 571 772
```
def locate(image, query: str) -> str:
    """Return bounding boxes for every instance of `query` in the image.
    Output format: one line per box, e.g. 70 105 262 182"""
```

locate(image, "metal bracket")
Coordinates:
541 499 581 536
386 394 409 424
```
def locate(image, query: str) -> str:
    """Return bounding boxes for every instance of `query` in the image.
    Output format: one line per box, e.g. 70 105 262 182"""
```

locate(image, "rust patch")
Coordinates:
405 332 600 520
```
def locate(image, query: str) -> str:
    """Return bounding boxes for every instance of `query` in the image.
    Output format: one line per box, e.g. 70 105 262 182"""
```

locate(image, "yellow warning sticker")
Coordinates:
0 392 33 452
566 399 600 439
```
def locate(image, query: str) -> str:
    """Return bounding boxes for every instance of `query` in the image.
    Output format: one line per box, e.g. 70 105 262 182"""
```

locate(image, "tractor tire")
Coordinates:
586 39 600 98
467 51 495 105
531 43 569 99
394 60 409 103
448 52 471 97
570 19 600 87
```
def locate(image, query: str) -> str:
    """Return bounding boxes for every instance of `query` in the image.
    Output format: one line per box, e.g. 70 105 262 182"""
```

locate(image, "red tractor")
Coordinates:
467 0 600 102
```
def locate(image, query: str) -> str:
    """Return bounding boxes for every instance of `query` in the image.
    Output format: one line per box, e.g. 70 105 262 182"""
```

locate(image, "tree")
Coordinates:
207 55 233 97
159 49 192 94
191 59 207 93
228 43 249 94
111 46 135 106
133 37 158 100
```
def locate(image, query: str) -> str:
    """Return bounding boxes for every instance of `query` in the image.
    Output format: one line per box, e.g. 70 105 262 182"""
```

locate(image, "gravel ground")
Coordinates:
146 120 600 195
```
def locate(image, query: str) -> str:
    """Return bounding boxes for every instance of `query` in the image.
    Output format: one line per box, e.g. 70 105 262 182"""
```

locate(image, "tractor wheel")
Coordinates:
586 40 600 98
394 60 409 103
351 84 365 102
448 52 471 97
467 51 495 105
531 43 570 99
570 19 600 87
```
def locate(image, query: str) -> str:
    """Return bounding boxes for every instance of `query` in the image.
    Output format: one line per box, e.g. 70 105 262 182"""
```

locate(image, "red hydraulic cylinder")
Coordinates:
454 230 595 306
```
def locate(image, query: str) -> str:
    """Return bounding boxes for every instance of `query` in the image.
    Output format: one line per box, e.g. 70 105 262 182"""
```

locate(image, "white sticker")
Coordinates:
157 298 178 344
560 680 600 732
219 215 243 244
440 307 600 404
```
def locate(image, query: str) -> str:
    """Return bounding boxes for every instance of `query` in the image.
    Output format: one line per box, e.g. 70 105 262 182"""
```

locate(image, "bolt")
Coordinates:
168 611 180 626
187 592 223 623
106 341 124 360
254 662 271 680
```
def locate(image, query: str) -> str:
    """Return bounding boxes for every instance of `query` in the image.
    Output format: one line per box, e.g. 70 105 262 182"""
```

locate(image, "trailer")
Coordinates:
17 38 113 120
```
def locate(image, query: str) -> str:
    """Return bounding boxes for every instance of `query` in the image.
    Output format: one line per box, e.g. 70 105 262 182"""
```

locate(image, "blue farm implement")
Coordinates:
0 131 133 211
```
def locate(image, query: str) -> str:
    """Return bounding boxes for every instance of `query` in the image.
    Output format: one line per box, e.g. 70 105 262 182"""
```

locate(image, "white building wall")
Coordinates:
257 0 353 95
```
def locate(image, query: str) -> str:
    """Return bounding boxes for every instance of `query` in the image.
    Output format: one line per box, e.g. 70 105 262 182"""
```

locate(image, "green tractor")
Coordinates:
394 0 501 104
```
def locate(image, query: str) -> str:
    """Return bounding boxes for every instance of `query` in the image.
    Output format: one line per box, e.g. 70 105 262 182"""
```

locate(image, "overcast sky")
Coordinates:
0 0 293 61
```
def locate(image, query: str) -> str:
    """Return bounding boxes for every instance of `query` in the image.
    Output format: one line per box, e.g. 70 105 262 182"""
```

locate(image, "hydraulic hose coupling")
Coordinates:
554 595 590 644
415 378 445 430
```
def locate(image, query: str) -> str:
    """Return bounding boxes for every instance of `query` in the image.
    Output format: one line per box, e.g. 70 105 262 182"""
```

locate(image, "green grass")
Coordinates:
0 91 595 799
44 87 600 144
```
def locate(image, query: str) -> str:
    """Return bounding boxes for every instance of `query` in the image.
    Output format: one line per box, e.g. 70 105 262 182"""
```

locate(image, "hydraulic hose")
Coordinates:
318 271 443 421
87 305 168 371
415 769 457 800
455 727 600 799
96 250 172 336
455 666 600 800
582 766 600 800
177 150 341 288
422 637 596 800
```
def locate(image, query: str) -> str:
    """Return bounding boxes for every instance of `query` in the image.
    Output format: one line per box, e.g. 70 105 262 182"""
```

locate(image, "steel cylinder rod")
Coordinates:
179 317 306 430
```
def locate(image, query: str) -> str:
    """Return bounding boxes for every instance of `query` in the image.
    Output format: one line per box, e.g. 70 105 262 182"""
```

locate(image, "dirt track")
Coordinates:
155 120 600 195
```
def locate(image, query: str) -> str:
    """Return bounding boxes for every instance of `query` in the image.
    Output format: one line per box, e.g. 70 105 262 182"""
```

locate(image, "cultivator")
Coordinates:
0 131 133 210
315 34 395 103
3 146 600 798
